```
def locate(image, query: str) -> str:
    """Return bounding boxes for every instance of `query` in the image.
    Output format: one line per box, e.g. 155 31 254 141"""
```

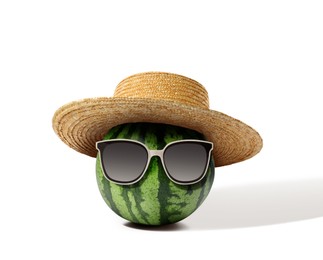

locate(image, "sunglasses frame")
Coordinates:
96 139 213 186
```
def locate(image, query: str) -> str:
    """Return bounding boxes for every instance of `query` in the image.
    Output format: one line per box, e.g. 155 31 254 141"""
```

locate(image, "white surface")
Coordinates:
1 1 323 259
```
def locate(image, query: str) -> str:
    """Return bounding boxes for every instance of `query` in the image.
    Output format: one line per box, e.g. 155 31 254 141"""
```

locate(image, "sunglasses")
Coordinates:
96 139 213 185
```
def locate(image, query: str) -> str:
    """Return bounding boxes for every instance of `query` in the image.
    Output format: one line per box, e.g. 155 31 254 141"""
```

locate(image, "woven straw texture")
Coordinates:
52 72 262 167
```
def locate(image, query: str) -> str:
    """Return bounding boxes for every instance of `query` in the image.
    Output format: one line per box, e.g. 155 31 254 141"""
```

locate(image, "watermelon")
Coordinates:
96 122 214 225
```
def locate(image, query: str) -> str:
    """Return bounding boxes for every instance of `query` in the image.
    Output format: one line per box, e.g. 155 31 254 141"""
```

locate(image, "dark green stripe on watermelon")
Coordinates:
96 122 215 225
103 124 123 139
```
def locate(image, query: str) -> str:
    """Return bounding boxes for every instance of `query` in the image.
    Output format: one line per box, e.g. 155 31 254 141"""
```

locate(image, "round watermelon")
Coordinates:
96 122 215 225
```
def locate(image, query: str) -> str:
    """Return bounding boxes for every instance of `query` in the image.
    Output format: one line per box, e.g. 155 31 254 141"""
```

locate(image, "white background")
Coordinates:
1 0 323 259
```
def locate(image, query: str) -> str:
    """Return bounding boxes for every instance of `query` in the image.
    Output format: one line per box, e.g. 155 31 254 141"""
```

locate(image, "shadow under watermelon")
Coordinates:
124 221 187 231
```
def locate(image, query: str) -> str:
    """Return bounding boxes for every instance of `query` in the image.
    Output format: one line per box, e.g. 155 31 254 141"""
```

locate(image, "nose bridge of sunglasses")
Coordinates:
149 150 164 159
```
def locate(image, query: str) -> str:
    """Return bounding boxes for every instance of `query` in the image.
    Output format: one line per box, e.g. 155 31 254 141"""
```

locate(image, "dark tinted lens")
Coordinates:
99 141 148 184
163 142 210 183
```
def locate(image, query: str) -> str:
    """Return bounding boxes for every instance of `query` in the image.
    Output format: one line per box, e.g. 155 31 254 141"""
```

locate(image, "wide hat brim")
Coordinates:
52 96 262 167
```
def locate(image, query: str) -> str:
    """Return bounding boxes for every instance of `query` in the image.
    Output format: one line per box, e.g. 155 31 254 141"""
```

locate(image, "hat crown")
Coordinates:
114 72 209 109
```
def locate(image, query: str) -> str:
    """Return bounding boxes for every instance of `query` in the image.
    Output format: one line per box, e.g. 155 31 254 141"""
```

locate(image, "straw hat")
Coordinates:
52 72 262 167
